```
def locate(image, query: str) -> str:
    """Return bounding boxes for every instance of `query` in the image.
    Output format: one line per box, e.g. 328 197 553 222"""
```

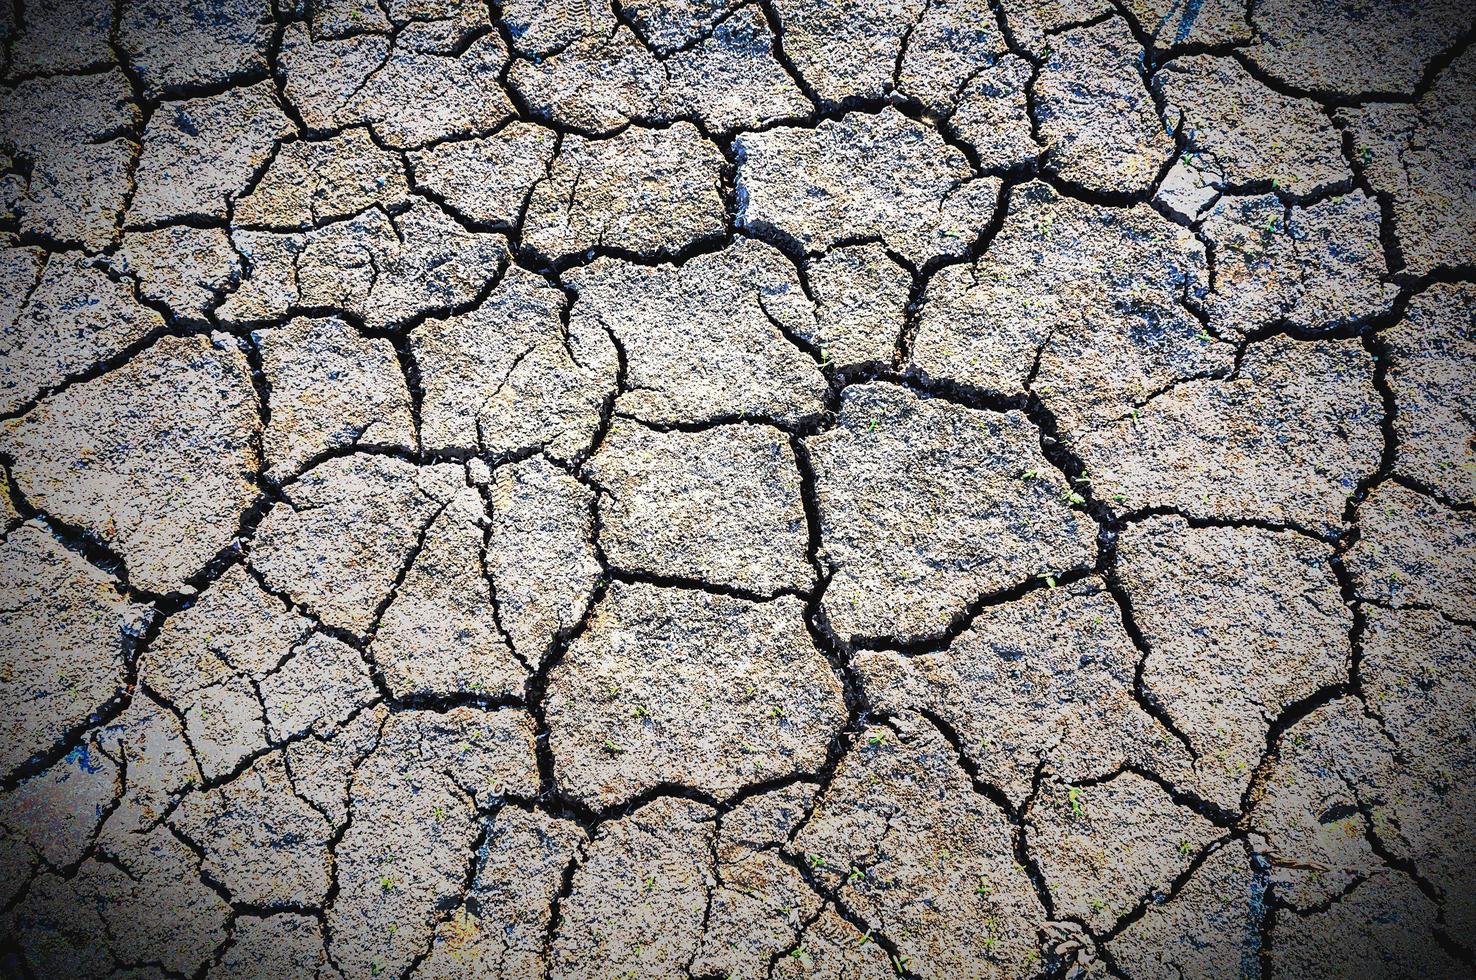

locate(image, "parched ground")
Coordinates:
0 0 1474 977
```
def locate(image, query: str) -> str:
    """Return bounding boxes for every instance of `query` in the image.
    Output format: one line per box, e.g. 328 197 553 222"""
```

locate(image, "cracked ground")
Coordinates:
0 0 1474 977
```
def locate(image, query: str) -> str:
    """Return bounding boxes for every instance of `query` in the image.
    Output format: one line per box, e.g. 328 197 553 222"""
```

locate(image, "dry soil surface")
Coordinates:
1 0 1474 977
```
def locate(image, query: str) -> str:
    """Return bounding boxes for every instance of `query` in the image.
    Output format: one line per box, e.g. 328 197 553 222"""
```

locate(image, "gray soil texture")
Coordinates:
1 0 1475 977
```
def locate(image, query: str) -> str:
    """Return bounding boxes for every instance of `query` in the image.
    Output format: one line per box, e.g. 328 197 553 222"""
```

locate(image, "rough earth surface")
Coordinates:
1 2 1473 977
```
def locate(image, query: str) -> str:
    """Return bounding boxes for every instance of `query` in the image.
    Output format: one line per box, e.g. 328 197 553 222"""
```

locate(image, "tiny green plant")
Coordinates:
602 737 625 754
1068 786 1085 818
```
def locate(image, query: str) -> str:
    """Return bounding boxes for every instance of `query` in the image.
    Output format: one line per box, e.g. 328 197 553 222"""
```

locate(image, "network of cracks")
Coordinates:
0 0 1474 977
